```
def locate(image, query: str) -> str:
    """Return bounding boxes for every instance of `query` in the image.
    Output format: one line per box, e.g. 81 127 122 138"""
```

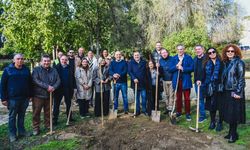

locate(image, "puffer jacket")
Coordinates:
222 57 245 97
32 66 61 99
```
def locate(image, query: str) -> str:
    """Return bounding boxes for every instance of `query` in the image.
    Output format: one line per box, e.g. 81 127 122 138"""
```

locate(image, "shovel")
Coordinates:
133 83 138 118
189 84 201 132
100 69 104 127
108 80 117 120
66 91 76 126
43 92 55 137
170 70 180 125
151 66 160 122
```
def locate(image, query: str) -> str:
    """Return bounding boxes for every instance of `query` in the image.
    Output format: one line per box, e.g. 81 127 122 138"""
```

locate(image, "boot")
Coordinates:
216 122 223 132
208 122 216 130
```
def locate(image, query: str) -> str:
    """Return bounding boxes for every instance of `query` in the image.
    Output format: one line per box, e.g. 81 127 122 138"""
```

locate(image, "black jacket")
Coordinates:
54 64 76 97
32 66 61 99
222 57 245 97
151 49 161 63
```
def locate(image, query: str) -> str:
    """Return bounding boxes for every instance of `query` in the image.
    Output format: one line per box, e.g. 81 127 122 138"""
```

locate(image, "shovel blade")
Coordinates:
151 110 161 122
108 109 117 120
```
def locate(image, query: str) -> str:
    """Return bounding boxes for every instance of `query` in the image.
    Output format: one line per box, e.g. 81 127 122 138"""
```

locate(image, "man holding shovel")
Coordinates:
32 55 60 135
128 51 147 116
169 44 194 121
109 51 128 114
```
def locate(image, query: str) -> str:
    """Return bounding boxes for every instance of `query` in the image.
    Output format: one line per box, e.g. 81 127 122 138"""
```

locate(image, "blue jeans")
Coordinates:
8 99 29 137
114 83 128 112
134 89 147 113
195 84 206 119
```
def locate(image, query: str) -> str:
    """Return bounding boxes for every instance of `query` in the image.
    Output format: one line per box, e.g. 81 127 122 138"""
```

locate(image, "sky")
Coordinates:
237 0 250 16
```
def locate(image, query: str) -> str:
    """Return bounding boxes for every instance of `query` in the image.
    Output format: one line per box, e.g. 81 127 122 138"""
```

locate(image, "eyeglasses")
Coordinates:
208 51 216 55
227 50 235 53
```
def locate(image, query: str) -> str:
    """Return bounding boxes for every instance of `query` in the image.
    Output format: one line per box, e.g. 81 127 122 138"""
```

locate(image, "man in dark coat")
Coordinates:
128 51 147 116
32 55 60 135
1 53 32 142
193 45 207 123
53 55 76 125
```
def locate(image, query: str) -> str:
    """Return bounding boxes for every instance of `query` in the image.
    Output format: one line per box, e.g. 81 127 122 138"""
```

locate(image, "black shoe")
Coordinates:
124 111 128 115
142 112 148 116
208 122 216 130
228 135 237 143
216 123 223 132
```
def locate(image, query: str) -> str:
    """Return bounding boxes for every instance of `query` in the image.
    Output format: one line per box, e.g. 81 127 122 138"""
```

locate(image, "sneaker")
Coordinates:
33 130 39 136
186 114 191 121
198 117 206 123
142 112 148 116
80 116 85 119
176 112 182 118
9 136 17 142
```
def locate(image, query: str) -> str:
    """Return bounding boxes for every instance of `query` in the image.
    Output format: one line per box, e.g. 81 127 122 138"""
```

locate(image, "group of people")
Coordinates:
1 42 246 144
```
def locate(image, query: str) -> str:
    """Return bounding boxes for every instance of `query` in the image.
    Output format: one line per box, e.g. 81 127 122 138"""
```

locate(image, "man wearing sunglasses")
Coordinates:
193 45 207 123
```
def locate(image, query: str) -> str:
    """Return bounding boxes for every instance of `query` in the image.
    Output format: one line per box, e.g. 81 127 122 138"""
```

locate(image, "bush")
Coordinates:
162 27 213 57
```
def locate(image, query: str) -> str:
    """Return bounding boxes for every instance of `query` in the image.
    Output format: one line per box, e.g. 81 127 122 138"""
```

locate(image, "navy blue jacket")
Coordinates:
109 60 127 83
128 59 147 90
169 54 194 90
54 64 76 97
159 56 173 81
1 63 32 101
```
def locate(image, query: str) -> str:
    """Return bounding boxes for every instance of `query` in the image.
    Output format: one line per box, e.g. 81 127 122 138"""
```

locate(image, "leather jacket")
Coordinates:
32 66 61 99
222 57 245 97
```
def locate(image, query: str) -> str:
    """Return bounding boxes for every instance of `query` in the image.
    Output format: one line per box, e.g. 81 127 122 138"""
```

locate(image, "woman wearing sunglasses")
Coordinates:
221 44 246 143
204 47 224 131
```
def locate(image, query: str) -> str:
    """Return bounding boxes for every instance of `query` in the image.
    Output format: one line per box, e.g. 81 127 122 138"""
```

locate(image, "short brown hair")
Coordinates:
222 44 242 62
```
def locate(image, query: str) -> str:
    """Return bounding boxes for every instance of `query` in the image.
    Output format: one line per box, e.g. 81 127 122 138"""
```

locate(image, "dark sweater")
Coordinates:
61 66 70 88
1 63 32 101
159 56 172 81
109 60 127 83
194 55 206 82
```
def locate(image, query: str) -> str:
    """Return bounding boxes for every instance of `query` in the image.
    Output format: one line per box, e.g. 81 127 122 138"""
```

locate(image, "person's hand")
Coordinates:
134 79 139 84
177 65 183 71
29 97 32 101
2 101 8 106
196 80 201 86
234 94 241 99
156 63 160 68
47 86 55 92
101 80 105 84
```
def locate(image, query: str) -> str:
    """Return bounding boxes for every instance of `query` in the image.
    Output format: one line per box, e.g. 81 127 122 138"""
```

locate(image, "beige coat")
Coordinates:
75 67 93 100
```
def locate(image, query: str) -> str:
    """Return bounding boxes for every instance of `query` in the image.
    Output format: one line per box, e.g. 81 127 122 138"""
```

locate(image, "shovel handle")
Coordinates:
134 83 138 116
196 84 200 132
49 92 53 134
155 66 159 111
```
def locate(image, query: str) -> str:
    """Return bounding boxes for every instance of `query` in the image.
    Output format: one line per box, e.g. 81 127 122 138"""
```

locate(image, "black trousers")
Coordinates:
147 86 160 116
95 91 110 117
78 99 89 116
53 88 72 121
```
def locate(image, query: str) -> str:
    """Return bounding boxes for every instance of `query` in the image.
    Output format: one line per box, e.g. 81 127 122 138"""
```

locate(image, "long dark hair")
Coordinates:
80 58 89 70
203 47 221 67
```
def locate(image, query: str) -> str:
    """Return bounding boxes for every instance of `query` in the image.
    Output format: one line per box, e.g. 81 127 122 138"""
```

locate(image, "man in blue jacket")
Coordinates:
193 45 207 123
109 51 128 114
128 51 147 116
1 53 32 142
159 48 174 114
170 44 194 121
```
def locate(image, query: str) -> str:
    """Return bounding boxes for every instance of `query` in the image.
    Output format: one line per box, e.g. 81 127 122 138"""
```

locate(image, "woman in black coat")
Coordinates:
146 60 162 116
221 44 246 143
204 47 224 131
